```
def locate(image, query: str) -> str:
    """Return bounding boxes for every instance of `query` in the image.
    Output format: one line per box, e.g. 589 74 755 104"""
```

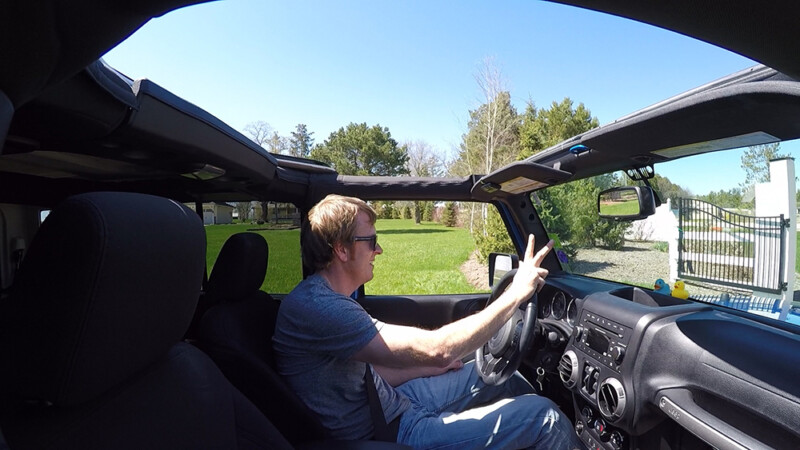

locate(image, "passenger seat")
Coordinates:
0 192 292 449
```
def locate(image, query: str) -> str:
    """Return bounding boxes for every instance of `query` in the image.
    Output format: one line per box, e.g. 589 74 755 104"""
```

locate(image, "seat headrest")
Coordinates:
0 192 206 406
206 232 268 303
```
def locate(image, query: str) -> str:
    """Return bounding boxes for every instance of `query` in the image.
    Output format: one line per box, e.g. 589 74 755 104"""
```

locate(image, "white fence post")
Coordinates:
754 158 796 320
667 198 680 284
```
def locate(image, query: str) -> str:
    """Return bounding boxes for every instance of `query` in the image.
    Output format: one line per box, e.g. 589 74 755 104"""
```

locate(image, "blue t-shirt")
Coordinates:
273 274 410 440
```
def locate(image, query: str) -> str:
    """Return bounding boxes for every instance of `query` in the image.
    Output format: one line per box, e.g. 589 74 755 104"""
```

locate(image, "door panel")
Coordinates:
359 294 488 329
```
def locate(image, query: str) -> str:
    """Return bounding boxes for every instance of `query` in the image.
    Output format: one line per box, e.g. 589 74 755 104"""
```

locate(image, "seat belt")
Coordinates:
364 364 399 442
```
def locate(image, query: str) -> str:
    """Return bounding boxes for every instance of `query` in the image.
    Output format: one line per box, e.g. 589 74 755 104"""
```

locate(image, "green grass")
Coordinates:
599 200 639 216
370 219 483 295
204 219 484 296
796 232 800 276
204 224 301 293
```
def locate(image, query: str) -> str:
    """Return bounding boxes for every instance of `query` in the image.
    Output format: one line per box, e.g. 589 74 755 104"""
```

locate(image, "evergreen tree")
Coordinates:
289 124 314 158
310 123 409 176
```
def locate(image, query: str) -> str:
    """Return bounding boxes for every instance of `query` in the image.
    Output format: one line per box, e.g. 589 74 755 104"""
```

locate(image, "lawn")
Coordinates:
600 199 639 216
370 219 482 295
204 219 483 296
205 223 302 293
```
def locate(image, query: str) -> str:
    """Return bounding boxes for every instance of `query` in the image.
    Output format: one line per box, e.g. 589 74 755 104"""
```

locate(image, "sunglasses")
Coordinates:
352 234 378 251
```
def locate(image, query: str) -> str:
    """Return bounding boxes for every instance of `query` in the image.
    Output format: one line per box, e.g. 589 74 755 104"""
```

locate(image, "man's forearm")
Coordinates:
372 360 464 386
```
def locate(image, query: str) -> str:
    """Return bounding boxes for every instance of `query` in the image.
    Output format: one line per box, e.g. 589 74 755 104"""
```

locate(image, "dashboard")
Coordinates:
536 275 800 450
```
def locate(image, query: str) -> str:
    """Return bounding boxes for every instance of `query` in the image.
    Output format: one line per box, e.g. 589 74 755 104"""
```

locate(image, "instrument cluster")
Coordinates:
539 288 578 327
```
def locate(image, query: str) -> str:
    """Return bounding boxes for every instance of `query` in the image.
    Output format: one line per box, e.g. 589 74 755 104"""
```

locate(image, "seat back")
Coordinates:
198 233 328 444
187 231 270 339
0 192 291 449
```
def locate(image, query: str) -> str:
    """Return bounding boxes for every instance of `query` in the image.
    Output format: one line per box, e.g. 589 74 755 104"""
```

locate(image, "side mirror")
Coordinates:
598 186 657 220
488 253 519 287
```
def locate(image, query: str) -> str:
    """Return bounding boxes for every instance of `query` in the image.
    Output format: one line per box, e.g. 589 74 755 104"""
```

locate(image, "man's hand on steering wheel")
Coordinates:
509 235 554 305
475 235 554 385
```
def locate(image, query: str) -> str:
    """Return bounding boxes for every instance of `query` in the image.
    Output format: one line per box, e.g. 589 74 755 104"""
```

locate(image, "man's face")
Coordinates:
347 211 383 285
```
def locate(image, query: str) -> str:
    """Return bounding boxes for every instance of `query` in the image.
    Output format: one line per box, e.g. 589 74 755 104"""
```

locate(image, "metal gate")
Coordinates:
677 198 788 294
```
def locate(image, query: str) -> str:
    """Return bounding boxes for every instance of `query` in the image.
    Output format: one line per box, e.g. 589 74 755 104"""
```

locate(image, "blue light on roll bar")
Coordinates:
569 144 590 155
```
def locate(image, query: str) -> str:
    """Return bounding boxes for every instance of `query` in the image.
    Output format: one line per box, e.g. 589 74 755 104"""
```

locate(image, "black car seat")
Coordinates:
0 192 292 449
196 232 329 445
186 231 270 340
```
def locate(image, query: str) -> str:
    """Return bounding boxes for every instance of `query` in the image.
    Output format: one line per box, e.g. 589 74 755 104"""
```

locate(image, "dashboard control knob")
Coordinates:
610 430 625 449
574 326 585 341
594 418 610 441
610 345 625 364
581 406 594 423
575 421 584 434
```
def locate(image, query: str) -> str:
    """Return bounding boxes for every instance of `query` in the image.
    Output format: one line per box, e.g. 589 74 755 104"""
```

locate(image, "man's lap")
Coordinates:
395 361 583 449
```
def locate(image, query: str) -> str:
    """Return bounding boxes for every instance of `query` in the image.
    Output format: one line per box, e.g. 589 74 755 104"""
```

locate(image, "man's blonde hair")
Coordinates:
302 194 377 271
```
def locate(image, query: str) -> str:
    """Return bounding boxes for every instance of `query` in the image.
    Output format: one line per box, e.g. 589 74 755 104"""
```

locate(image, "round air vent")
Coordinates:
598 377 627 421
558 350 579 388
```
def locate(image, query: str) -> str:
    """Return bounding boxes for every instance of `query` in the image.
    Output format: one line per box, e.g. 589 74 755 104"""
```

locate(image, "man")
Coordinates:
273 194 583 449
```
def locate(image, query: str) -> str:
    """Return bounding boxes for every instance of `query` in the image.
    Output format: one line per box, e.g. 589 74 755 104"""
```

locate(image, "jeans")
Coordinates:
395 361 585 450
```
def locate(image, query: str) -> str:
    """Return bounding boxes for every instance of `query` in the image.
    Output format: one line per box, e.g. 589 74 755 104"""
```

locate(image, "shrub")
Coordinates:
652 241 669 252
473 207 515 263
422 201 434 222
441 202 457 227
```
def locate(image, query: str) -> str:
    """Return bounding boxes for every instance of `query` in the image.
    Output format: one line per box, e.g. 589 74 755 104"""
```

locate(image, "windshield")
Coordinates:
532 142 800 326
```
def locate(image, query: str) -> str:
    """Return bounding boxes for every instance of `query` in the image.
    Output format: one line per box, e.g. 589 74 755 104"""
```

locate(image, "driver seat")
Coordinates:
0 192 291 449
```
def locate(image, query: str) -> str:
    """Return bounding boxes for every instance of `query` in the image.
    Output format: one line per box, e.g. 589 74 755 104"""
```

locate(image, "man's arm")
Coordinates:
353 234 553 370
372 359 464 387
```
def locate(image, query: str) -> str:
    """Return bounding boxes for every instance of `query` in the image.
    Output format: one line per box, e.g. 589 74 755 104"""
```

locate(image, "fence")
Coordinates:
676 198 788 295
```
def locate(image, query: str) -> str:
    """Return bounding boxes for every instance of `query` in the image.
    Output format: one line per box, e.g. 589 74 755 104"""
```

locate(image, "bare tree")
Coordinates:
474 57 517 176
234 201 251 222
406 140 445 177
243 120 273 148
243 122 284 222
406 140 446 224
461 58 520 234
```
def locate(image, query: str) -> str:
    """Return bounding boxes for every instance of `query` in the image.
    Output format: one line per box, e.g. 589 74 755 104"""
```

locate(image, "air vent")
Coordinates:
598 378 627 421
558 350 579 388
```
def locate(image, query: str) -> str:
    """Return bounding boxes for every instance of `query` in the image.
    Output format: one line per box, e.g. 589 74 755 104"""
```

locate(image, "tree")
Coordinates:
243 121 284 221
740 143 787 187
289 124 314 158
474 207 516 262
406 140 445 224
650 174 691 205
519 102 627 254
440 202 457 227
310 122 409 176
450 60 519 178
451 59 519 243
519 98 599 158
234 201 251 222
699 188 744 209
266 131 288 155
243 120 273 147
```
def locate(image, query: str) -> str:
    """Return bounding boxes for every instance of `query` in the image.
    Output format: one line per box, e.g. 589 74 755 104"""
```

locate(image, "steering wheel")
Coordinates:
475 268 538 385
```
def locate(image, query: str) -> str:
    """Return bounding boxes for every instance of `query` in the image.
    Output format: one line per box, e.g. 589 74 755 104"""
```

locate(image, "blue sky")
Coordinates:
103 1 800 195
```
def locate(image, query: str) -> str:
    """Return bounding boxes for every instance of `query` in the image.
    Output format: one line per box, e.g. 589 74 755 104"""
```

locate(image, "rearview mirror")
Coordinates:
488 253 519 287
598 186 657 220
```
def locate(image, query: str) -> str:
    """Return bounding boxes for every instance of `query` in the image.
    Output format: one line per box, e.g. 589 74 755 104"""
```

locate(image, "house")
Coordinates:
200 202 234 225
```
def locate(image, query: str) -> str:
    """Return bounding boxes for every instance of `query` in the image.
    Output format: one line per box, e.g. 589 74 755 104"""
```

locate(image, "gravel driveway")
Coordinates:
571 240 669 288
462 240 670 292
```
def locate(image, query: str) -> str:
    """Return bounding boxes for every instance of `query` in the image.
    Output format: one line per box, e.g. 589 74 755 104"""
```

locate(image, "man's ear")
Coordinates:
331 242 349 262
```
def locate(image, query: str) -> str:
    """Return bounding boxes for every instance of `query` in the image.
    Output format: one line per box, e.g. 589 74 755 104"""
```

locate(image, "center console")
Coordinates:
560 305 635 449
